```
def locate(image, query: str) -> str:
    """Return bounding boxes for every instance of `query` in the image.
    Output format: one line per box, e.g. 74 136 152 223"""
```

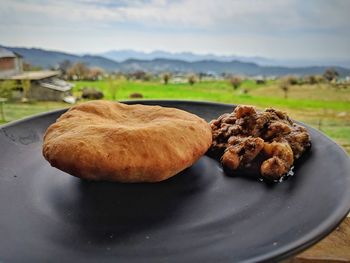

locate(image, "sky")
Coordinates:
0 0 350 60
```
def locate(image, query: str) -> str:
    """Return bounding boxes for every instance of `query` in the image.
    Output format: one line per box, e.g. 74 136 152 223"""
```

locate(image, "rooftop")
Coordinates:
8 71 60 80
0 47 19 59
39 78 73 92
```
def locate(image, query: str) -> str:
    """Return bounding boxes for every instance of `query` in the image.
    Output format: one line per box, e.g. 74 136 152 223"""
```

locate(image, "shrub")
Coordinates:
242 88 249 94
230 76 242 90
188 74 197 85
285 76 298 85
255 79 266 85
81 87 104 100
129 93 143 99
304 75 318 85
323 68 339 82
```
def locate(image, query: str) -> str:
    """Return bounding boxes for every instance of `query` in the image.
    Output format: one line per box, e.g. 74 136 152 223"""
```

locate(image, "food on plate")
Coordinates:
42 100 212 183
209 105 311 180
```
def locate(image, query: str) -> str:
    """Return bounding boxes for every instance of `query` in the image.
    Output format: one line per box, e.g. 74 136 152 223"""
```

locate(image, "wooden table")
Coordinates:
287 216 350 262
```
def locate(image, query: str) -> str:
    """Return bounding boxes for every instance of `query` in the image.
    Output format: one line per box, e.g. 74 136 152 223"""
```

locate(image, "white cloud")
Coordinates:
2 0 350 32
0 0 349 59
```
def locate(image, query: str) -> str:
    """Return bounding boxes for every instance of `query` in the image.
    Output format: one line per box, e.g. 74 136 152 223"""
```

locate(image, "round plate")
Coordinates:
0 100 349 262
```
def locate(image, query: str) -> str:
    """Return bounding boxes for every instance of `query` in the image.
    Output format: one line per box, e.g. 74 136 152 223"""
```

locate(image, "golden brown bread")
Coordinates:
42 100 212 182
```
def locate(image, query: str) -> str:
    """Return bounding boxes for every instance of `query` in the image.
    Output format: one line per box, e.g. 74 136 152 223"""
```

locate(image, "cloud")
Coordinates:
0 0 349 58
2 0 350 33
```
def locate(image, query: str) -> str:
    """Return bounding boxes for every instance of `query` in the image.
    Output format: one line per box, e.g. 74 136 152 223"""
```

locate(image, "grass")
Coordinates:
252 83 350 102
1 79 349 154
0 101 68 125
74 79 349 110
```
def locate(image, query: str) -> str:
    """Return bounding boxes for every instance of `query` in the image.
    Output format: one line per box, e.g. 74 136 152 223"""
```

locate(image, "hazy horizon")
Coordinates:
1 0 350 61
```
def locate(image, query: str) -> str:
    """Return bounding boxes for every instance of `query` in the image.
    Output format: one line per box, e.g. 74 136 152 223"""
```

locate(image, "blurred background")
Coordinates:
0 0 349 153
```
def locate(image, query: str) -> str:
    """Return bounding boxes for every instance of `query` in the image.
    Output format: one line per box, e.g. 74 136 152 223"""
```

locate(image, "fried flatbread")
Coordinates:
43 100 212 182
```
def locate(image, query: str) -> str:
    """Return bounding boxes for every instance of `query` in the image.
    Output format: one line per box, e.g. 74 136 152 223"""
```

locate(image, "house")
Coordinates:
0 47 23 78
0 47 73 101
9 71 74 101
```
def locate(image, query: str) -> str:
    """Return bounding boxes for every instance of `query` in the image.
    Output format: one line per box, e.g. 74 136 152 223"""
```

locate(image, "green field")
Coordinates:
1 79 349 154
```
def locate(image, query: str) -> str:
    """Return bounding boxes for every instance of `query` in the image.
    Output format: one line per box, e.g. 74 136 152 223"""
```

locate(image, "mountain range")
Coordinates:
100 50 350 69
99 50 275 65
3 45 350 77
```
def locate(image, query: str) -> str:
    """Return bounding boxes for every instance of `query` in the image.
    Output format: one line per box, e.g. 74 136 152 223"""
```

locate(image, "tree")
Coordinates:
130 70 147 80
279 80 290 99
188 74 197 85
198 72 206 82
323 68 339 82
107 74 126 100
0 80 16 99
230 76 242 90
0 80 15 120
0 98 6 122
107 75 118 100
143 73 153 81
67 63 90 80
58 60 72 76
87 67 104 81
162 73 171 85
21 79 31 102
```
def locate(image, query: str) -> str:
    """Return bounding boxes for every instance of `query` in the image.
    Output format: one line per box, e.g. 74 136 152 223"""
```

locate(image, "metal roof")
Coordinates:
0 47 17 58
39 78 73 92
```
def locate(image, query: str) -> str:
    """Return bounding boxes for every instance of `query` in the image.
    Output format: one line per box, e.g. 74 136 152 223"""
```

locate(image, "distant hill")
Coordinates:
100 49 350 68
117 58 350 76
3 46 119 71
100 49 274 65
2 45 350 77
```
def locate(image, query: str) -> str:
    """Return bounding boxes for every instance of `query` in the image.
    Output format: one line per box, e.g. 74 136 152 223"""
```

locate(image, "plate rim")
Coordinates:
1 99 349 262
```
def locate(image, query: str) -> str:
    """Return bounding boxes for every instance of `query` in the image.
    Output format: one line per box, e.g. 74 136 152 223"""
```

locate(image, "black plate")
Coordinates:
1 100 350 263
